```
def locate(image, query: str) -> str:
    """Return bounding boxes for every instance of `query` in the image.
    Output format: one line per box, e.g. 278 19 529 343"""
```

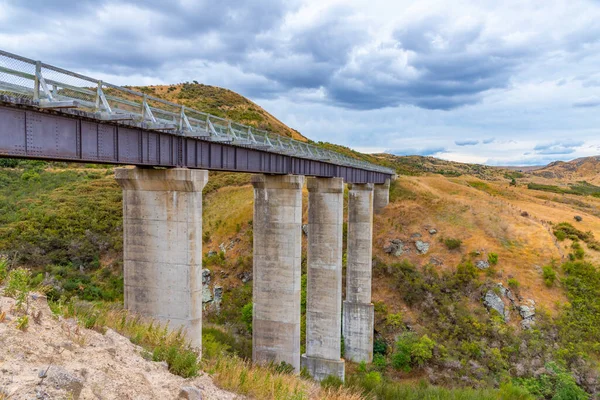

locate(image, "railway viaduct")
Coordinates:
0 50 394 381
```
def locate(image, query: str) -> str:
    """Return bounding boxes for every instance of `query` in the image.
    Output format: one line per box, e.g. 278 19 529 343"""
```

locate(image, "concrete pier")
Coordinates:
251 174 304 371
115 167 207 350
301 177 345 381
373 179 390 213
343 183 374 363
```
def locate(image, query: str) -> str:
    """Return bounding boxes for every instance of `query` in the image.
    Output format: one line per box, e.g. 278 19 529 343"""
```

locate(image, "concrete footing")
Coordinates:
301 354 345 382
343 183 374 363
302 177 344 381
115 167 207 351
373 179 390 213
251 174 304 372
342 301 374 363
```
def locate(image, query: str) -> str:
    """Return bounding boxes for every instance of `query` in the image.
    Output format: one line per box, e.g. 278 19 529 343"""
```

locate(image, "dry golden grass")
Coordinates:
203 355 364 400
370 173 600 315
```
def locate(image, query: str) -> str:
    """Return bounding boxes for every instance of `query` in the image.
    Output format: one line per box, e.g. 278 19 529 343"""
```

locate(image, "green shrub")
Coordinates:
361 371 382 392
515 362 588 400
202 326 251 359
507 278 520 290
542 265 557 287
487 252 499 265
392 333 414 372
386 312 403 329
455 261 478 287
444 238 463 250
4 267 32 311
553 222 600 251
202 333 231 359
411 335 436 366
0 257 7 284
374 338 388 355
572 242 585 260
391 333 435 371
152 343 200 378
240 302 253 333
373 354 388 369
559 260 600 355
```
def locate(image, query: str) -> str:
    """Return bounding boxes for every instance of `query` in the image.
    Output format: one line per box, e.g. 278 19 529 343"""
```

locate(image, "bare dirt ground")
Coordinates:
0 295 241 400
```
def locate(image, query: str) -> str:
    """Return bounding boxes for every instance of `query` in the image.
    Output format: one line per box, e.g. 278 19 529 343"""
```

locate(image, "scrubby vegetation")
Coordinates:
370 256 599 398
553 222 600 251
443 237 463 250
0 162 122 267
527 181 600 197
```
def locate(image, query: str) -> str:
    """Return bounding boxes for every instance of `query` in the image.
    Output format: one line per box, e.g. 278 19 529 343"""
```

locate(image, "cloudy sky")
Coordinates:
2 0 600 165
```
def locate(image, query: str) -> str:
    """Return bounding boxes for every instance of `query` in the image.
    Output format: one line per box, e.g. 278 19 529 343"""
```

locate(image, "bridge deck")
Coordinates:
0 97 391 183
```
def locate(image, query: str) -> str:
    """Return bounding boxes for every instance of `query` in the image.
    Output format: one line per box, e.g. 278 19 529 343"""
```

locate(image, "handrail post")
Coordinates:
33 61 41 101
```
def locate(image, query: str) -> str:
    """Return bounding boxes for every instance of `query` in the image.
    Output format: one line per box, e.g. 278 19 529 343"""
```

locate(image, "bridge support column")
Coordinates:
251 174 304 372
343 183 374 363
115 167 207 351
301 177 345 381
373 179 390 213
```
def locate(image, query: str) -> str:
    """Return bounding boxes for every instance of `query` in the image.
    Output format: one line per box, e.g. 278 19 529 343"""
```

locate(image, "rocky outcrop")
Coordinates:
518 300 536 329
238 271 252 283
483 290 507 321
415 240 430 255
202 269 212 303
45 366 84 399
383 239 407 256
475 260 490 270
179 386 203 400
213 286 223 311
483 283 536 328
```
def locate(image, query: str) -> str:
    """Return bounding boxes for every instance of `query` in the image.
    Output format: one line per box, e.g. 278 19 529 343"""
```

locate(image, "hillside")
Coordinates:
531 156 600 185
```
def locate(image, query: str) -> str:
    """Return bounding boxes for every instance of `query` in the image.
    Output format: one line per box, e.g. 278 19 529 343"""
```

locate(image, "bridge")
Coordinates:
0 50 395 382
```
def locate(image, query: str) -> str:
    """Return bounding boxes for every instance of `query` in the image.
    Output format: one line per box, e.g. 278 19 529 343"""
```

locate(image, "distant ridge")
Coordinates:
531 155 600 182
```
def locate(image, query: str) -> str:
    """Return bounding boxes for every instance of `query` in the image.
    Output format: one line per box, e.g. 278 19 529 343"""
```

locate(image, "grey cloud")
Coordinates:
534 140 584 150
455 139 479 146
3 0 299 74
3 0 600 116
573 97 600 108
325 18 538 110
386 147 446 156
483 138 495 144
535 148 576 155
533 140 584 155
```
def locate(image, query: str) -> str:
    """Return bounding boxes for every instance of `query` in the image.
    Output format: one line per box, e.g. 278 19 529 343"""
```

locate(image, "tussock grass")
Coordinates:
203 355 363 400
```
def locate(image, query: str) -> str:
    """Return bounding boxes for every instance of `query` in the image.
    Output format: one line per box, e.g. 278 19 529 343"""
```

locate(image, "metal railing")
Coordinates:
0 49 393 174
